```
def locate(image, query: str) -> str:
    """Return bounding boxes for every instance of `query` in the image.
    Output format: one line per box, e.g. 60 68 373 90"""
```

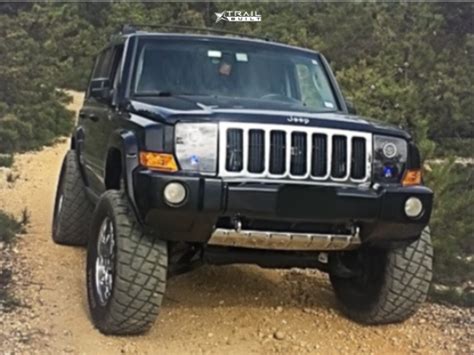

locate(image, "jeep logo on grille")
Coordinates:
287 116 310 125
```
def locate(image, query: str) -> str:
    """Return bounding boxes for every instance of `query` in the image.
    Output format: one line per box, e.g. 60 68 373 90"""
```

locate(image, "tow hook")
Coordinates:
232 216 242 232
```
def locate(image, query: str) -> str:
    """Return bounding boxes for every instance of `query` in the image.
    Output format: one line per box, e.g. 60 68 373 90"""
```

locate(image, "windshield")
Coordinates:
132 38 339 112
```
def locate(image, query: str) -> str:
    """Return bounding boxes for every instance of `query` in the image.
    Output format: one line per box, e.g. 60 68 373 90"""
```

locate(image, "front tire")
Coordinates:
86 190 168 335
330 228 433 324
52 150 92 246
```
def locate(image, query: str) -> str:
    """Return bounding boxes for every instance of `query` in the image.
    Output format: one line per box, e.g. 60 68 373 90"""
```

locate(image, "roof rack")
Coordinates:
119 24 272 42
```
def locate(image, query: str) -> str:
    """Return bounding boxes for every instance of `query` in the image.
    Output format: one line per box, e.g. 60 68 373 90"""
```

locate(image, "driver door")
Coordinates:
79 46 123 196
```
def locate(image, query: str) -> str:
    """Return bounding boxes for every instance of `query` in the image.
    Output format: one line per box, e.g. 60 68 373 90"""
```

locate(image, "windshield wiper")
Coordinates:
134 91 217 97
134 91 177 97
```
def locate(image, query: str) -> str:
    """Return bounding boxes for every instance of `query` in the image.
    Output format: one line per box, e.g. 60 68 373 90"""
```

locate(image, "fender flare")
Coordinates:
107 130 142 223
72 128 89 186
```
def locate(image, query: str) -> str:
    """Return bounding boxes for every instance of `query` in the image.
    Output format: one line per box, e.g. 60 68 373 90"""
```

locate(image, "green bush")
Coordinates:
0 154 14 168
435 138 474 158
0 6 74 155
0 210 24 244
0 209 26 312
424 161 474 306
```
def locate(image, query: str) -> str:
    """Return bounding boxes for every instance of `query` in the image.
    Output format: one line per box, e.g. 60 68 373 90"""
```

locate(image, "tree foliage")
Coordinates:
0 4 74 153
424 162 473 306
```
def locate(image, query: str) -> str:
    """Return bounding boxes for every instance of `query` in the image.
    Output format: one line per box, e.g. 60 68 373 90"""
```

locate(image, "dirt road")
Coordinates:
0 92 471 354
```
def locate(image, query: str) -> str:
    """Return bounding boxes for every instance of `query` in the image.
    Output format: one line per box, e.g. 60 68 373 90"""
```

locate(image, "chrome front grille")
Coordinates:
219 122 372 185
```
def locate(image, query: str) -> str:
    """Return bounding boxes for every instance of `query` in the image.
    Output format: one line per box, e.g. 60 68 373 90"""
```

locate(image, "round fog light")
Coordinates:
163 182 187 206
405 197 423 218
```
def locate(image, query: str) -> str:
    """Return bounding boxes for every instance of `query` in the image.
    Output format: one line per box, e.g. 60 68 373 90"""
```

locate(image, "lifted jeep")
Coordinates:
52 26 433 335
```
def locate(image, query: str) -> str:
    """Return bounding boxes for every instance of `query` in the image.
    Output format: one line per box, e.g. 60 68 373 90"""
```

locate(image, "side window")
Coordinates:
91 54 103 79
95 49 114 79
87 47 122 98
86 55 103 98
87 50 111 97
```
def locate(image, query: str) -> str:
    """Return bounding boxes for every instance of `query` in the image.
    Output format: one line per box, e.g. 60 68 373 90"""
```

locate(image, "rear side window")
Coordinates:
92 48 114 79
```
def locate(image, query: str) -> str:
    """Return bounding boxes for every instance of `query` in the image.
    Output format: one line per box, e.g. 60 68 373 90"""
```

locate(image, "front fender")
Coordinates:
107 130 142 223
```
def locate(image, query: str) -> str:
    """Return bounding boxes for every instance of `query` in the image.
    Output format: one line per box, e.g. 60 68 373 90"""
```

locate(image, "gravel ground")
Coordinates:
0 92 472 354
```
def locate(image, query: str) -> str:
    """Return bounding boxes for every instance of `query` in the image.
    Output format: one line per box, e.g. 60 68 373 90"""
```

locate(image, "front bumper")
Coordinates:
133 169 433 246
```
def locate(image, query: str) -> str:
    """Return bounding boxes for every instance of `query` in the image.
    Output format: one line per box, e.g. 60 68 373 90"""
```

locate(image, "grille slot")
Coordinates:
331 135 347 178
351 137 366 179
290 132 307 176
220 123 371 185
226 129 243 172
312 134 327 177
270 131 286 174
248 129 265 173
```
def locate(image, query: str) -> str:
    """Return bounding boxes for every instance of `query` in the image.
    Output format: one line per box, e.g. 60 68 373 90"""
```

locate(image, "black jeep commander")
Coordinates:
52 27 433 335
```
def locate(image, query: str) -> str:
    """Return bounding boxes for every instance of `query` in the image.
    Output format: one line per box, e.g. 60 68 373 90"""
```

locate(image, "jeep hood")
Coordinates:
128 96 411 139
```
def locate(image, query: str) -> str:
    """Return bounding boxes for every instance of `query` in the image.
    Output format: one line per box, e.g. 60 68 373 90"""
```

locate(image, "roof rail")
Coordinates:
119 24 272 41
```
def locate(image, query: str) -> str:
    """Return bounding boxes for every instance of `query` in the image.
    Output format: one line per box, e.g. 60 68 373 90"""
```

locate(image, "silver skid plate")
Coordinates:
208 228 361 251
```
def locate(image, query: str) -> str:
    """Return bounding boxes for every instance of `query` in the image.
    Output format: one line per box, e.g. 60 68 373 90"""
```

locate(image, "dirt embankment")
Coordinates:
0 92 472 354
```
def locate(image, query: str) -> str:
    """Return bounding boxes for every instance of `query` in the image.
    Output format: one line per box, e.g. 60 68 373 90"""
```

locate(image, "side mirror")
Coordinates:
90 78 112 102
345 99 357 115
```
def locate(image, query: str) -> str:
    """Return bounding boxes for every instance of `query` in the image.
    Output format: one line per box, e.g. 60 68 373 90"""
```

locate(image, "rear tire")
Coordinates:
86 190 168 335
52 150 92 246
330 228 433 324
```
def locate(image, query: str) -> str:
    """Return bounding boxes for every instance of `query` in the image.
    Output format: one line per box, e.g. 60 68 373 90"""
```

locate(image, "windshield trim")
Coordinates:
134 33 322 57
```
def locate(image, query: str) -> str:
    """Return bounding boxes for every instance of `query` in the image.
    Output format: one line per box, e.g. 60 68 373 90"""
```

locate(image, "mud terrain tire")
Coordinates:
52 150 93 246
330 228 433 324
86 190 168 335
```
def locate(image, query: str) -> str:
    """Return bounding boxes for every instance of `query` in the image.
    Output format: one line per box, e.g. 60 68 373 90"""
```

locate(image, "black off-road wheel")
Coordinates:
330 228 433 325
86 190 168 335
52 150 93 246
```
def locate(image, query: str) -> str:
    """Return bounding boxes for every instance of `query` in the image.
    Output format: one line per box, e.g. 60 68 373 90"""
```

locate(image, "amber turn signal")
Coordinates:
139 152 178 172
402 169 422 186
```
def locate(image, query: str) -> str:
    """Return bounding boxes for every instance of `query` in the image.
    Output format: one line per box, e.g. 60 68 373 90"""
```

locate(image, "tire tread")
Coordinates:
90 190 167 335
331 228 433 324
53 151 92 245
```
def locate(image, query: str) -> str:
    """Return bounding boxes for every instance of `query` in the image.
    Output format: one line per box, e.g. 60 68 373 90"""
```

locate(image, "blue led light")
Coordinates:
383 166 394 178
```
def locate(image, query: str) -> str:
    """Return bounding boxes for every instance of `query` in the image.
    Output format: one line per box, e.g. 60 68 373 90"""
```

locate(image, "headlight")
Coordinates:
374 135 407 183
175 122 218 174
